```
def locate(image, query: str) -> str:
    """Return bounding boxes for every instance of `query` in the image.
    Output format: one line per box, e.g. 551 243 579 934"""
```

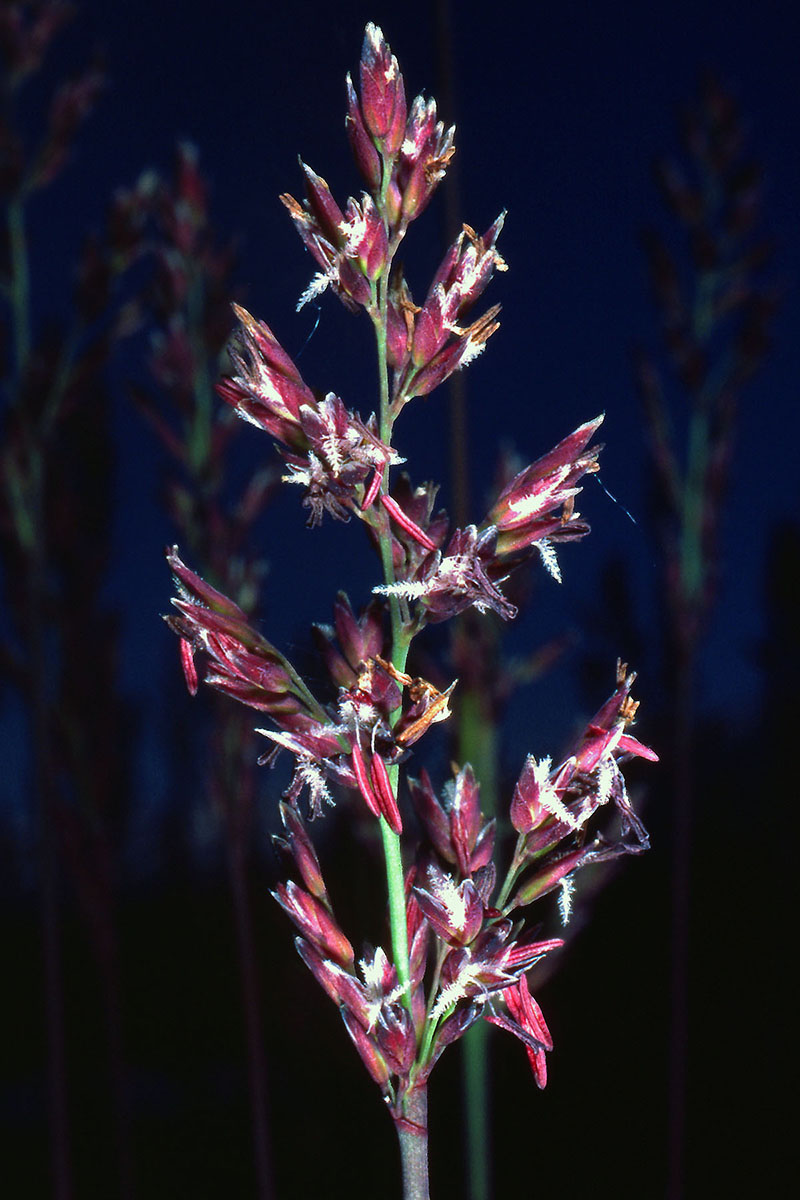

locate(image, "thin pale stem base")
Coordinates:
395 1087 430 1200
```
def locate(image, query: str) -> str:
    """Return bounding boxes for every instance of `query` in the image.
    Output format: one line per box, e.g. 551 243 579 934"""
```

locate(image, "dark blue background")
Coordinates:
70 0 798 735
2 1 796 1196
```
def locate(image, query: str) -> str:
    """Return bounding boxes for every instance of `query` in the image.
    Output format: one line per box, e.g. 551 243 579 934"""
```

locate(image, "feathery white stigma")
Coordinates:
296 271 333 311
558 876 575 925
536 538 562 583
373 579 432 599
430 867 467 930
528 755 579 828
431 961 486 1022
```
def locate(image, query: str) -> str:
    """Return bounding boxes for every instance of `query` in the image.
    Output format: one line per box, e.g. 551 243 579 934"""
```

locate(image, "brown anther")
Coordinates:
399 294 421 353
424 146 455 183
279 193 305 220
461 222 507 270
460 304 501 345
399 296 422 317
406 677 437 704
374 657 442 703
395 679 457 747
231 303 260 337
374 655 413 688
372 657 457 746
356 658 377 693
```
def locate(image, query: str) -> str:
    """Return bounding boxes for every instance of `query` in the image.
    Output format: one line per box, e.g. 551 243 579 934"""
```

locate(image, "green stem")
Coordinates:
371 201 412 999
372 271 403 642
371 155 432 1200
417 941 449 1066
462 1022 490 1200
379 815 410 991
495 835 527 911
